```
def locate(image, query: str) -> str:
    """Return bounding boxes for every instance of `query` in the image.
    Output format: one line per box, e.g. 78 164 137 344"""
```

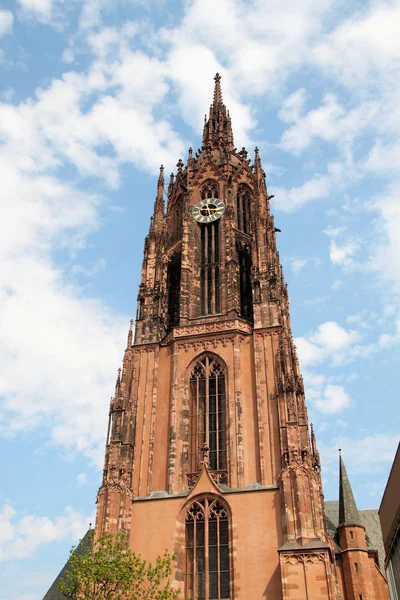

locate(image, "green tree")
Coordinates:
58 531 181 600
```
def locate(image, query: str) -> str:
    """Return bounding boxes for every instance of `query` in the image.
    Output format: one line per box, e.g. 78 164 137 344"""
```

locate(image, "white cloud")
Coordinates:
368 185 400 293
365 140 400 175
328 238 359 266
323 225 346 238
0 504 93 561
296 320 362 368
308 383 351 414
76 473 88 486
17 0 53 21
273 173 333 212
0 9 13 36
280 90 378 155
331 280 343 291
320 433 399 474
290 258 309 275
289 256 319 275
313 2 400 90
0 150 127 464
323 226 360 267
62 48 75 64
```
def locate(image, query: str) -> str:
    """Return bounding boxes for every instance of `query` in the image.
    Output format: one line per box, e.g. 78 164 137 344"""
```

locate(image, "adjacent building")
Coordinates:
380 443 400 600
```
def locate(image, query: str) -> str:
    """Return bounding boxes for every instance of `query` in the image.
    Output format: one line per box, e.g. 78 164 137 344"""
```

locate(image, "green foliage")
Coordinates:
58 531 181 600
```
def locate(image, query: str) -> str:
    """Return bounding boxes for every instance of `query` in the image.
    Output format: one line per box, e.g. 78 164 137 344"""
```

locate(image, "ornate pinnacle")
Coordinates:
153 165 164 230
168 172 174 195
213 72 223 105
310 423 316 446
158 164 164 184
115 367 122 396
157 165 164 198
127 319 133 347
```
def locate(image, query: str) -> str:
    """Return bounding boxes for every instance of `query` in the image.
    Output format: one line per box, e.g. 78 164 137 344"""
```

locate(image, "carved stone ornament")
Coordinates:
283 552 325 565
133 344 158 354
167 319 252 340
177 335 241 352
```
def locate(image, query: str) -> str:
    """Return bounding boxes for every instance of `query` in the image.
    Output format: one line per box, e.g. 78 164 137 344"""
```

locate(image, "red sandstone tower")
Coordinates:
94 74 389 600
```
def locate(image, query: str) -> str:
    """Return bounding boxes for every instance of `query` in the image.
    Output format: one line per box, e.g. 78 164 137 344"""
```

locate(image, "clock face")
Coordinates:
192 198 225 223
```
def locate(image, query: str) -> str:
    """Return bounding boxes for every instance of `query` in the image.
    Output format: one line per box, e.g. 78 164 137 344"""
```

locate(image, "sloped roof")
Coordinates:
339 454 361 526
42 529 93 600
325 500 386 569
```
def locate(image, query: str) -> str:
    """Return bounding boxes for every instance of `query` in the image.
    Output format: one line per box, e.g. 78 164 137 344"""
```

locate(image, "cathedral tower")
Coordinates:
94 74 372 599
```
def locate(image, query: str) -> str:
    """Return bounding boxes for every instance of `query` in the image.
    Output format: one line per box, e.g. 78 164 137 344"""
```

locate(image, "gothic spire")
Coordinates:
202 73 234 151
153 165 164 231
338 451 361 526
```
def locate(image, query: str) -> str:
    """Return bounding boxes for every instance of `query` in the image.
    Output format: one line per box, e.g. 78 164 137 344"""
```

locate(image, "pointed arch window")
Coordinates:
189 356 227 483
171 194 183 242
200 181 221 316
167 251 181 327
185 498 231 600
236 185 251 234
237 241 253 322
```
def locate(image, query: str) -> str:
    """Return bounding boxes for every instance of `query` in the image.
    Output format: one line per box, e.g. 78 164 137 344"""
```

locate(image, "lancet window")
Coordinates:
236 184 251 234
237 241 253 322
171 195 183 242
185 498 231 600
189 356 227 482
167 251 181 327
200 180 221 315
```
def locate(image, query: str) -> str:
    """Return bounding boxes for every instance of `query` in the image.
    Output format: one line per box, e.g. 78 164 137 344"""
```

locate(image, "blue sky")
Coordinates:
0 0 399 597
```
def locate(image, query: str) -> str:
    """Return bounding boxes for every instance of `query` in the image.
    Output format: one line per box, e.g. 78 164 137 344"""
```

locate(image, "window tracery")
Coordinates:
185 497 231 600
201 181 219 200
199 181 221 315
189 356 227 483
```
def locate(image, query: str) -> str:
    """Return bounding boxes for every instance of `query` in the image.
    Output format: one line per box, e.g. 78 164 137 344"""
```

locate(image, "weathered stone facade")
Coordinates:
94 74 389 600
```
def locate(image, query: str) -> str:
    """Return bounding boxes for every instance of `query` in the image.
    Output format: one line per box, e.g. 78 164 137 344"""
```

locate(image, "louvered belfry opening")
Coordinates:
200 181 220 316
237 242 253 322
185 498 230 600
236 184 251 234
189 356 227 481
167 251 181 327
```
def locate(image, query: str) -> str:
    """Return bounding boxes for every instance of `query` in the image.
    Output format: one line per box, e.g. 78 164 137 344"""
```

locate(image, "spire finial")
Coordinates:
213 72 222 105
